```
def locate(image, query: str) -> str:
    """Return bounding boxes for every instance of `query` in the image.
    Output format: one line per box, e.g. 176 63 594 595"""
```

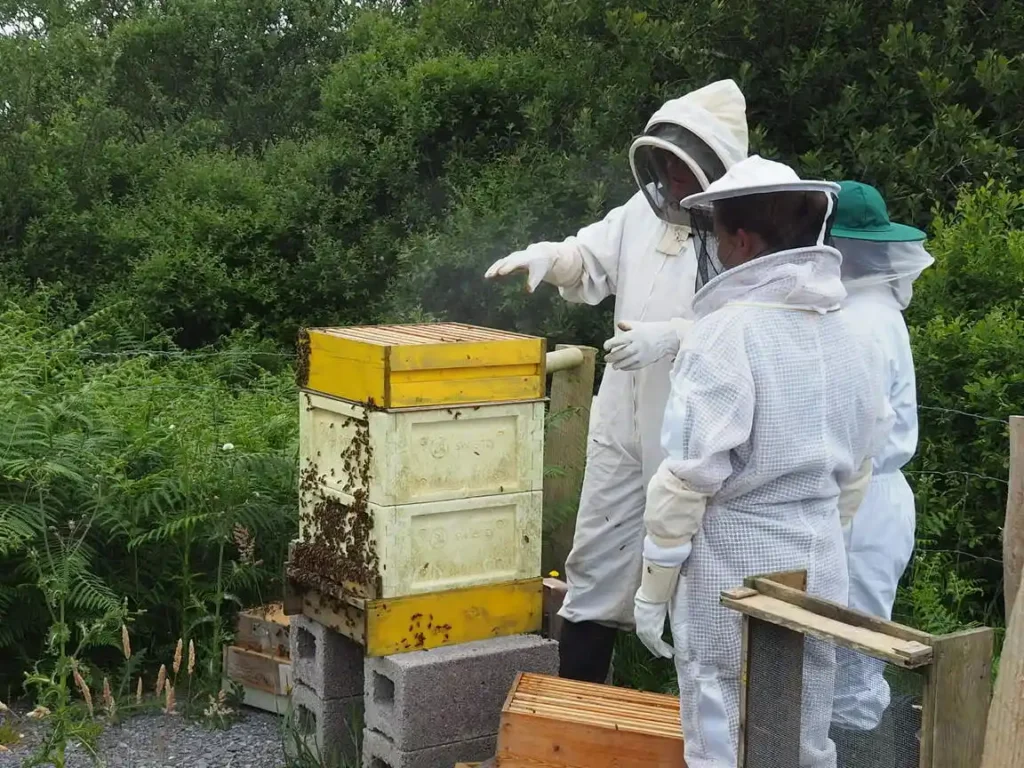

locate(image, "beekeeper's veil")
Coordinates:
680 156 840 292
831 181 934 309
629 79 749 225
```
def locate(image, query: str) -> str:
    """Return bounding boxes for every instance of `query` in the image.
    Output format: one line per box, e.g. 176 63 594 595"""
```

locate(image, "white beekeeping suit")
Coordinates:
633 157 889 768
828 182 934 768
484 80 748 683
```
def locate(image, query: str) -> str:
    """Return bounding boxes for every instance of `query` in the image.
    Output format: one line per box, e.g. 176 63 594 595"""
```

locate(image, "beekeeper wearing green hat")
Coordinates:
828 181 934 768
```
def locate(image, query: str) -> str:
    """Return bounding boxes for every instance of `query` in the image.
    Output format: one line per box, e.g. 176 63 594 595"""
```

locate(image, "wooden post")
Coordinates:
1005 416 1024 620
542 344 597 573
981 576 1024 768
919 628 994 768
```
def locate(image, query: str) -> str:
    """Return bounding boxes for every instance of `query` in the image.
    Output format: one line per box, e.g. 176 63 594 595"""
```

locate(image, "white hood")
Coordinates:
644 79 749 171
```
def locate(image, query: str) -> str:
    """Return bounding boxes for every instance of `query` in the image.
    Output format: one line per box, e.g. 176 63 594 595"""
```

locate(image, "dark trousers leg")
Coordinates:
558 619 617 683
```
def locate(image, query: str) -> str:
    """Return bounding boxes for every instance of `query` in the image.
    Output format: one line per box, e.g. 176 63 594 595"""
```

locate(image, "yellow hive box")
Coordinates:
297 323 546 409
290 572 543 657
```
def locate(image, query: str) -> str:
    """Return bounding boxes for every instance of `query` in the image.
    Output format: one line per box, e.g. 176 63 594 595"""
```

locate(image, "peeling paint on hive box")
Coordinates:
299 391 544 506
298 484 542 599
293 578 543 657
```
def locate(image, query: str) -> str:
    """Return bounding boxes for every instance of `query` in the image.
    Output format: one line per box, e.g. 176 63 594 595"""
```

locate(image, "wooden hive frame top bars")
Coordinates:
496 673 685 767
316 322 536 345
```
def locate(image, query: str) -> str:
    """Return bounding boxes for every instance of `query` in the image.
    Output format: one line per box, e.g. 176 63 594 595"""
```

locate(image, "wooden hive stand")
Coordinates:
723 572 994 768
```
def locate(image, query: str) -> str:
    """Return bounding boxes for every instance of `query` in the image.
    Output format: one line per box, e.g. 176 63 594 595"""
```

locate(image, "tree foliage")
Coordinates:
0 0 1022 692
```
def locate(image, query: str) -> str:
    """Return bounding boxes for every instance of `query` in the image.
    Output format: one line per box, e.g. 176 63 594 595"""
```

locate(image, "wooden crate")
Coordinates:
495 673 685 767
297 323 546 409
235 603 290 658
288 568 542 657
223 644 294 714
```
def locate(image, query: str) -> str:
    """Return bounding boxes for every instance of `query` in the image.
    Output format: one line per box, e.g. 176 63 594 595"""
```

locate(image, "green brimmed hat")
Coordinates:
831 181 926 242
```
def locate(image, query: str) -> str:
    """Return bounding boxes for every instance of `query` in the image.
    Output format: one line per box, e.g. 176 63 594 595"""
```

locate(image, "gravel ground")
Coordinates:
0 708 286 768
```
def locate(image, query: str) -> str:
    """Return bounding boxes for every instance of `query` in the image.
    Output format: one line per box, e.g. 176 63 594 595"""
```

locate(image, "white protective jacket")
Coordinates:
655 247 887 768
552 81 749 629
832 284 920 730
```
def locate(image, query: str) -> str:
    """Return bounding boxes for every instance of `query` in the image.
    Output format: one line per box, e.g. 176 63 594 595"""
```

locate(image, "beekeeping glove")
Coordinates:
603 318 694 372
484 242 583 293
634 537 691 659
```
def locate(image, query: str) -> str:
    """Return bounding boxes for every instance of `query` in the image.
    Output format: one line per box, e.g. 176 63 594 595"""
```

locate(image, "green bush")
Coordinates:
0 294 298 692
896 184 1024 631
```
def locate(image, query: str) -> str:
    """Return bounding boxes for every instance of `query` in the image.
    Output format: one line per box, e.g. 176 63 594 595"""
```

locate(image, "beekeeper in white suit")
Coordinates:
484 80 748 683
828 181 934 768
634 156 889 767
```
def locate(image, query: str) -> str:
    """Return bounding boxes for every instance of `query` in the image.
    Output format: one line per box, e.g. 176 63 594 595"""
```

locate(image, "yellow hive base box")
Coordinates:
298 323 546 409
289 573 543 657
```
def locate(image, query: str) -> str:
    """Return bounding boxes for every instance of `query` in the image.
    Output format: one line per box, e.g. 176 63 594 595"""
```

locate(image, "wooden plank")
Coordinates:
542 577 568 640
1004 415 1024 620
742 617 803 768
235 604 290 657
223 678 292 715
223 645 292 696
738 571 806 768
758 569 807 591
982 577 1024 768
496 673 684 767
922 628 993 768
388 338 545 372
306 331 387 405
721 591 933 668
389 375 543 409
301 589 366 644
748 577 934 644
542 344 597 572
283 541 303 615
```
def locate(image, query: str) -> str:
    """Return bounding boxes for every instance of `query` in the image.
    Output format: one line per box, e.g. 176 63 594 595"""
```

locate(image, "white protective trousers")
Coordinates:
832 286 920 731
656 249 886 768
556 193 697 629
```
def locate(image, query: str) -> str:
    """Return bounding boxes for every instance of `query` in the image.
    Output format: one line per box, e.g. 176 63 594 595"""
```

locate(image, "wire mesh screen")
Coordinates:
743 617 924 768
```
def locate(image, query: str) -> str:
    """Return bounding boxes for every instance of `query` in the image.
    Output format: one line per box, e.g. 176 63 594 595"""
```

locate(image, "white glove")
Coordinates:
484 243 581 293
838 458 873 534
603 318 693 372
633 538 691 659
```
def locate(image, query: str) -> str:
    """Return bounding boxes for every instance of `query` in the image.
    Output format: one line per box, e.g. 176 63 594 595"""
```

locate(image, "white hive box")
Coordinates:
299 391 544 506
297 485 542 599
296 391 544 599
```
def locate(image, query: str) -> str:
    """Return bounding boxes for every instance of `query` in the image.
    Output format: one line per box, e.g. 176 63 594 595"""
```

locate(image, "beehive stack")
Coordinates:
286 323 559 768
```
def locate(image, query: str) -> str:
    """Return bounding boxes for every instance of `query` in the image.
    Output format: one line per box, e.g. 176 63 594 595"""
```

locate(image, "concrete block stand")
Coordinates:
287 681 363 766
290 612 365 700
363 633 558 758
361 729 496 768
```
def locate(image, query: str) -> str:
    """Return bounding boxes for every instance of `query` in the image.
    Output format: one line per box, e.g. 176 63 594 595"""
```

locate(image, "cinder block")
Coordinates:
289 681 363 766
364 634 558 751
290 613 364 700
361 728 495 768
